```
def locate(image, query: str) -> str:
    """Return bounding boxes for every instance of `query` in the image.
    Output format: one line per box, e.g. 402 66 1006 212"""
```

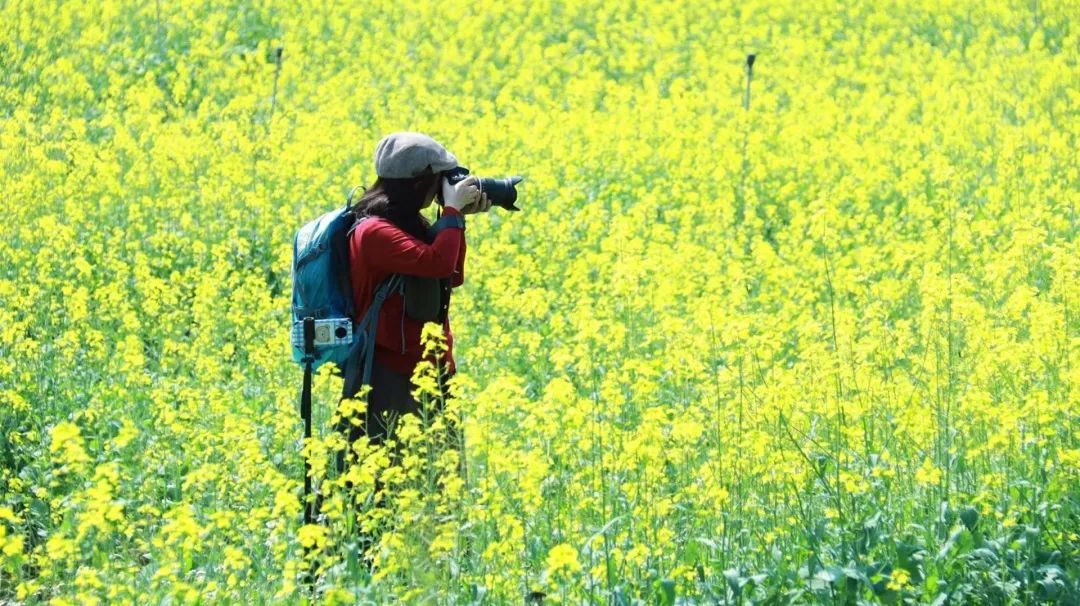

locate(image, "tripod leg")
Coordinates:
300 359 316 589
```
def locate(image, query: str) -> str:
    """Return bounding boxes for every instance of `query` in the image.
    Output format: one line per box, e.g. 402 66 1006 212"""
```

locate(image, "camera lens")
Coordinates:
334 326 348 339
480 176 524 211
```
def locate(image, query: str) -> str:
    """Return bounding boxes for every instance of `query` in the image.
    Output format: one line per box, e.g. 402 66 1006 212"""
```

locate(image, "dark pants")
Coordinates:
331 356 467 566
335 354 465 500
337 357 460 463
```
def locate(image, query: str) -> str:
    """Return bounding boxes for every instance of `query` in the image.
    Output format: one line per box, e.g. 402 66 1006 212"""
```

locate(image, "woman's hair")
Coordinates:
351 171 440 241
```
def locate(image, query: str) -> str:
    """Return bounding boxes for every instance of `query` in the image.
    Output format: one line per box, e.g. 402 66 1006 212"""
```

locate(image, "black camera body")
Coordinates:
438 166 524 211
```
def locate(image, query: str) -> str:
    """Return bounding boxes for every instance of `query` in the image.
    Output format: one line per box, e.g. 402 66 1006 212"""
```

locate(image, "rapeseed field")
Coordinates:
2 0 1077 603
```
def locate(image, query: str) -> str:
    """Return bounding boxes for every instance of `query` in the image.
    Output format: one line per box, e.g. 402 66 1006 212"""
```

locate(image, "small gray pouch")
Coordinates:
402 275 450 323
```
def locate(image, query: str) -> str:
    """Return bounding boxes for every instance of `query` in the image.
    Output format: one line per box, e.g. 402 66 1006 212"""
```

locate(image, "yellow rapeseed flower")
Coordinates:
545 543 582 579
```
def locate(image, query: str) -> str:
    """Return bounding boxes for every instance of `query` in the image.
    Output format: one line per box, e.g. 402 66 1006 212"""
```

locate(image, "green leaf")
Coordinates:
654 578 676 606
958 507 979 531
815 566 840 583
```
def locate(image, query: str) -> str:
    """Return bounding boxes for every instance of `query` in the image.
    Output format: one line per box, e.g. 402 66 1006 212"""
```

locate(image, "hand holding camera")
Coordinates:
461 192 492 215
441 175 481 212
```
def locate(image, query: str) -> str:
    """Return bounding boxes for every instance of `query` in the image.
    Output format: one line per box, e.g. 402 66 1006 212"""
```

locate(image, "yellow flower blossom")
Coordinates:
887 568 911 591
545 543 582 579
297 524 328 551
915 457 943 487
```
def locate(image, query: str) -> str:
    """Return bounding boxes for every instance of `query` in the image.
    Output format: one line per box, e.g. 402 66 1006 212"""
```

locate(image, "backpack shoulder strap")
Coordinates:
346 212 365 240
353 273 402 386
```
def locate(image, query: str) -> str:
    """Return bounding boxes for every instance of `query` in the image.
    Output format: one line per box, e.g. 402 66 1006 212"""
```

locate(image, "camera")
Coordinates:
290 318 352 349
437 166 524 211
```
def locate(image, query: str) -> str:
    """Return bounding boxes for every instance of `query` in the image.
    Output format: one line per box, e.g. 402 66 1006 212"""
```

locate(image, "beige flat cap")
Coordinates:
373 131 459 179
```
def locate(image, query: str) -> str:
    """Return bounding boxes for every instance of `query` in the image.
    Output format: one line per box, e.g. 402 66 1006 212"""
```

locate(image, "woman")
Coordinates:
337 131 490 470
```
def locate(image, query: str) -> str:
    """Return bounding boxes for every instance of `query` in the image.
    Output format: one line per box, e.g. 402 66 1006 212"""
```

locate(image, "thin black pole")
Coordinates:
155 0 164 54
302 369 313 527
268 46 283 134
301 317 316 589
743 53 756 110
736 54 756 230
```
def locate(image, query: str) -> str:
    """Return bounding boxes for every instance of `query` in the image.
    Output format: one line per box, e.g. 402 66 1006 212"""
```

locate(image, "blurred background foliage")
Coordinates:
0 0 1077 603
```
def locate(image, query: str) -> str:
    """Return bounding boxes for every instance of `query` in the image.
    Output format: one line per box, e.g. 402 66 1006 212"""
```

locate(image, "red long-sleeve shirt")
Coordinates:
348 207 465 377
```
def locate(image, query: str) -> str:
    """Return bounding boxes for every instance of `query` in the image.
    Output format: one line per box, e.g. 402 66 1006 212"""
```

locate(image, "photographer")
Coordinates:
338 131 490 469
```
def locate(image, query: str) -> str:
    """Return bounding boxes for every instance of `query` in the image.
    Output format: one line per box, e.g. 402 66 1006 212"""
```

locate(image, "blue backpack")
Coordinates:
290 191 400 381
